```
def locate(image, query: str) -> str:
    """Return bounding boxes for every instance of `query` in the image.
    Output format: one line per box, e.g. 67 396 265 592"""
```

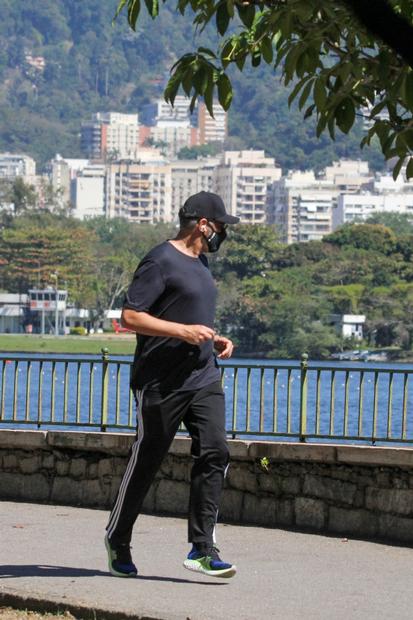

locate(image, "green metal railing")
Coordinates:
0 350 412 445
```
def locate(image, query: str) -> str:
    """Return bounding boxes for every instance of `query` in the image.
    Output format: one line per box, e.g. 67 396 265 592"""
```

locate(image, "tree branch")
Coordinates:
341 0 413 69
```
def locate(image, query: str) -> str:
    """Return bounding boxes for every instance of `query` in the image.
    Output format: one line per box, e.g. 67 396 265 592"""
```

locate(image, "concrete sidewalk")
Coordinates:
1 502 413 620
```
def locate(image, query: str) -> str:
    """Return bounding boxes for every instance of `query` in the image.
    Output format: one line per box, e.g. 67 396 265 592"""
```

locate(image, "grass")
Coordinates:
0 334 136 355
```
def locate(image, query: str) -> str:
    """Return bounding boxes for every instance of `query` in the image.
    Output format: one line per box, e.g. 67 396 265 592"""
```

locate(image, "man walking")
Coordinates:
105 191 239 579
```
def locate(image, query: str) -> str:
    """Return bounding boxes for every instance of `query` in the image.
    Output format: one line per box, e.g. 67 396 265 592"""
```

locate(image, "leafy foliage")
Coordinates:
0 1 383 171
2 213 413 356
118 0 413 177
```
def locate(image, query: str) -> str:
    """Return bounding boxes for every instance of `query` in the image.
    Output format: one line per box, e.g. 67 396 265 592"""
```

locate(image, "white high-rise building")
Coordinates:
214 151 281 223
171 158 220 220
0 153 36 179
71 164 106 219
81 112 140 160
150 121 199 159
106 160 172 223
198 102 227 144
272 160 373 243
333 171 413 229
140 96 194 126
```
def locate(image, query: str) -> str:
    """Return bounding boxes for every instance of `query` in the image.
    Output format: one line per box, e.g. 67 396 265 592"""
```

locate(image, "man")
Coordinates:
105 191 239 579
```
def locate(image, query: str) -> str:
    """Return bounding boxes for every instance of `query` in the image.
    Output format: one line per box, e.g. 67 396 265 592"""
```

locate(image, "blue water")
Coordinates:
1 353 413 445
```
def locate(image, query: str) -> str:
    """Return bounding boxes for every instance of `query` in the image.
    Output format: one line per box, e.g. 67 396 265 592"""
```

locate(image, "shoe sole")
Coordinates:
183 559 237 579
104 535 138 578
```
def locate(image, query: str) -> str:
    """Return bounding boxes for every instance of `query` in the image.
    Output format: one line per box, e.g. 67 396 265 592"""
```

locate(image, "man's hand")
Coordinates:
213 335 234 359
181 324 216 345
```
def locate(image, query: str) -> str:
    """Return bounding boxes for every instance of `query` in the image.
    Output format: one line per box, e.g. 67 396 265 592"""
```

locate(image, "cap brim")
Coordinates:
216 214 240 224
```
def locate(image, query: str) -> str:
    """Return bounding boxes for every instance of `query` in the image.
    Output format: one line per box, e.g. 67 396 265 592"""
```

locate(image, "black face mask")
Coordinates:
202 223 227 253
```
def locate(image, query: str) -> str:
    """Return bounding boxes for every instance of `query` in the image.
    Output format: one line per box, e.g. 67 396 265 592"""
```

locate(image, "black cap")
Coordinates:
180 191 240 225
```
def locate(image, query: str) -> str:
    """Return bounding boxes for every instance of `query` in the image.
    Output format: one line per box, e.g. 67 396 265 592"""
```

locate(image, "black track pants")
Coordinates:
106 381 229 547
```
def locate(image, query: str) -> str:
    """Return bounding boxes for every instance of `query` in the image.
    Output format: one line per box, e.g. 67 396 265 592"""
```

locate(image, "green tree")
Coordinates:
365 212 413 236
211 224 281 278
177 143 222 159
0 213 96 304
324 224 397 254
118 0 413 177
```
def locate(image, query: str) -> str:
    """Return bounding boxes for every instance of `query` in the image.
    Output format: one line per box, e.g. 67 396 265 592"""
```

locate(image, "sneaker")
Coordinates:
183 545 236 578
104 534 138 577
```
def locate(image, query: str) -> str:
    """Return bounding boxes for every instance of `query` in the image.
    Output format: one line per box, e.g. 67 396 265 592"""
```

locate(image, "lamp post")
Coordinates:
51 272 59 336
36 261 45 335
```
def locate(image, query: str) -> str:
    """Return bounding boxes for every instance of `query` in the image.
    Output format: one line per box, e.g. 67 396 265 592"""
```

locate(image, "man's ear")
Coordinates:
198 218 208 233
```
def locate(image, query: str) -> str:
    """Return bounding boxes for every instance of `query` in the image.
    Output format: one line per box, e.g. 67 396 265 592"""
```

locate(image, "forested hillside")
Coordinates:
0 0 385 170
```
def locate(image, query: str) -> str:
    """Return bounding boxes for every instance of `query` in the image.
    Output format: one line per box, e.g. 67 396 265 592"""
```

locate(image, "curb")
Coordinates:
0 588 164 620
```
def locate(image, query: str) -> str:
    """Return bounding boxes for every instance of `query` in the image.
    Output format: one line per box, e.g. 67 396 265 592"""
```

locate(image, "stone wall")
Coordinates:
1 429 413 544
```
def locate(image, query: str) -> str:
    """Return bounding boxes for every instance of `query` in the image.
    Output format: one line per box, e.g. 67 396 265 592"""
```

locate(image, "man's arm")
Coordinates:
121 308 215 346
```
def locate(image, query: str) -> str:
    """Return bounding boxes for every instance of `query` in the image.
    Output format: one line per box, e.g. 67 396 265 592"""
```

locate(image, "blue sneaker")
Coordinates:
105 534 138 577
183 545 236 578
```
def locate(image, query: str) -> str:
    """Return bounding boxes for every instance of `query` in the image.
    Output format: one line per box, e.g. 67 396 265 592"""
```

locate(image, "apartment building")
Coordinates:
81 112 140 160
198 102 227 144
171 158 220 220
106 160 172 223
71 164 106 219
149 120 199 158
333 172 413 228
214 151 281 223
272 160 373 243
0 153 36 179
141 96 195 125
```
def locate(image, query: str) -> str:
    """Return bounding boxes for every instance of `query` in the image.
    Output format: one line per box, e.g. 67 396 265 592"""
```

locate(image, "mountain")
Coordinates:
0 0 385 171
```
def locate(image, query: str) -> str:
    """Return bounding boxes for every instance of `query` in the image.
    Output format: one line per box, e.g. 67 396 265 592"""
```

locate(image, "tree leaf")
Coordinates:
261 38 273 65
335 98 355 134
144 0 158 18
392 156 404 181
226 0 235 18
406 157 413 179
237 4 255 28
113 0 128 22
197 47 217 59
127 0 141 30
313 78 327 110
193 66 208 95
216 2 230 36
204 74 214 117
403 71 413 110
303 104 315 119
217 73 233 110
251 52 261 68
288 77 308 107
298 80 313 111
164 73 181 104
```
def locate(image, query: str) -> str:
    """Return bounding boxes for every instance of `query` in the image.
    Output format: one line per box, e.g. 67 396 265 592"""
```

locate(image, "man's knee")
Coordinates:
207 440 230 468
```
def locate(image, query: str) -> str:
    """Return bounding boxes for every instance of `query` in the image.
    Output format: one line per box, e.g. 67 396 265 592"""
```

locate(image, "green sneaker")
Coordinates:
105 534 138 577
183 545 236 578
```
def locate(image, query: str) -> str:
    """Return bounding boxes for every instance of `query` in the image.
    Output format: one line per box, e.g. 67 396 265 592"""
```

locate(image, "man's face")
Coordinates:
199 219 228 253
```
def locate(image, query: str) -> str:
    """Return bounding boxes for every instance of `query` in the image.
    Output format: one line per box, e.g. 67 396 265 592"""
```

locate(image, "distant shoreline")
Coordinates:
0 335 412 364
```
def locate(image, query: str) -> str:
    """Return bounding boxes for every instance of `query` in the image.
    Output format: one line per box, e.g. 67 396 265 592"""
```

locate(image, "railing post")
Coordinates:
299 353 308 442
101 348 109 432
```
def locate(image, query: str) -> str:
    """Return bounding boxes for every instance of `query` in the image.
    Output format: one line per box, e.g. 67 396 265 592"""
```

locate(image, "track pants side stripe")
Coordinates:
107 389 144 538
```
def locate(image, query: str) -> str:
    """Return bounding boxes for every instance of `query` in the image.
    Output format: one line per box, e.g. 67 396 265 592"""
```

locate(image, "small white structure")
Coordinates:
0 294 27 333
330 314 366 340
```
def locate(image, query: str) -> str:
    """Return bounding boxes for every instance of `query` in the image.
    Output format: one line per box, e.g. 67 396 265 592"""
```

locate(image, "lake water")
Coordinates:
1 353 413 445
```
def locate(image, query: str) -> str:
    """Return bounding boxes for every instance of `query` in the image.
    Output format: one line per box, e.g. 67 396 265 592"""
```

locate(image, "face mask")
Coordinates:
202 224 227 253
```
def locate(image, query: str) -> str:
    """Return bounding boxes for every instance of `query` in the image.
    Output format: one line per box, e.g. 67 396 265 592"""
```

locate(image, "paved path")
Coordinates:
1 502 413 620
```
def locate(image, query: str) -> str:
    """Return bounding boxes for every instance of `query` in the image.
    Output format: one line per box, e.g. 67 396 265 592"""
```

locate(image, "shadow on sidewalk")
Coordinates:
0 565 228 585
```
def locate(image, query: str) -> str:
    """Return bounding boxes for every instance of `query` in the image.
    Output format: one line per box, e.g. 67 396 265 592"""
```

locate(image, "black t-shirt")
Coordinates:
124 241 220 393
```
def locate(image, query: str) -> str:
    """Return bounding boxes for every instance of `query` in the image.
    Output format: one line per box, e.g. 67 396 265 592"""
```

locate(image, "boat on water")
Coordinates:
331 350 388 362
